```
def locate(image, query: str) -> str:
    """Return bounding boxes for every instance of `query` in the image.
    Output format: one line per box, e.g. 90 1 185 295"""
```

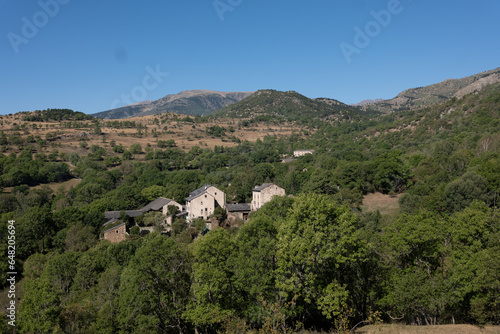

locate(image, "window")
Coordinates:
205 195 207 198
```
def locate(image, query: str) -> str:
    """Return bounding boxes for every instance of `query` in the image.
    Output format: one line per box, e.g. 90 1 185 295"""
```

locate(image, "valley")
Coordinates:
1 68 500 333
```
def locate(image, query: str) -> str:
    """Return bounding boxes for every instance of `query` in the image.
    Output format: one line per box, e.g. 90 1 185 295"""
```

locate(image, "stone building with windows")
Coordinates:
251 183 286 211
185 185 226 221
103 222 128 243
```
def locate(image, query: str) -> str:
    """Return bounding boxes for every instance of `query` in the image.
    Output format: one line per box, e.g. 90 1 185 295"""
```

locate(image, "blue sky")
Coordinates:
1 0 499 115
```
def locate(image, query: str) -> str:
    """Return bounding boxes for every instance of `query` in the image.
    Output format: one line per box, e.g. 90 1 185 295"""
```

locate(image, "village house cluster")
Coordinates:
102 183 286 243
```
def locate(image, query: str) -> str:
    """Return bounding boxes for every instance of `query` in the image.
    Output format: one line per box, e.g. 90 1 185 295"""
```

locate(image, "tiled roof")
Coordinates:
226 203 251 212
140 197 173 212
186 184 212 202
103 218 121 227
104 210 143 219
253 183 274 192
103 222 126 234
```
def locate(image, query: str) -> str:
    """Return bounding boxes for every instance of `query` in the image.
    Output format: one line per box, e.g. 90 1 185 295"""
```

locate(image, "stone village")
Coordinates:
102 183 286 243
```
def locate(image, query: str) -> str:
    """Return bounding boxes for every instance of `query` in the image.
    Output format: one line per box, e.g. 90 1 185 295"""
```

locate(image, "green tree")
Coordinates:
381 211 450 325
17 204 56 259
118 234 192 333
275 193 366 324
79 141 88 149
64 222 97 252
232 211 280 324
122 150 132 160
445 172 489 212
19 276 62 333
448 202 500 324
129 143 143 154
140 185 165 202
185 228 242 330
19 252 79 332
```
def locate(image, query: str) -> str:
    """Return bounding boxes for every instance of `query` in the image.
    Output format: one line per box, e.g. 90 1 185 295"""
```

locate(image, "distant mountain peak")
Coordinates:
94 90 255 119
351 99 384 107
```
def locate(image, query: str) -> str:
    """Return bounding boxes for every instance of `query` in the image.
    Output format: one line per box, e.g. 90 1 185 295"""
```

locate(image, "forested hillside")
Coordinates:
0 83 500 333
211 89 375 124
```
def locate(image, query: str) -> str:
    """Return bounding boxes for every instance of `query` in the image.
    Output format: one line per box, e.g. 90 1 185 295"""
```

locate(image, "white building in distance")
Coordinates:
293 149 314 157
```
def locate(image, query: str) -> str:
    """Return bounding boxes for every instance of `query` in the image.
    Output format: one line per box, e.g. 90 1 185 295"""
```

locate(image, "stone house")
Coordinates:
139 197 183 216
103 222 128 243
226 203 251 224
186 184 226 221
251 183 286 211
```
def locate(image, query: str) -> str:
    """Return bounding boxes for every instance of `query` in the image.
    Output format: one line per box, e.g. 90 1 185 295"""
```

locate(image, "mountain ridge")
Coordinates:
94 90 254 119
92 68 500 119
363 67 500 113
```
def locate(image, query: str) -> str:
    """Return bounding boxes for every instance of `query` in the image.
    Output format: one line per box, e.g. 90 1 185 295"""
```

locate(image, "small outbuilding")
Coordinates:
227 203 251 223
103 222 128 244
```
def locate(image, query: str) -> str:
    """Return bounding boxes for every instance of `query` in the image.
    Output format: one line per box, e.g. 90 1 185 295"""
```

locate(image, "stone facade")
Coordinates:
251 183 286 211
162 201 183 216
226 203 251 224
103 223 128 243
186 185 226 221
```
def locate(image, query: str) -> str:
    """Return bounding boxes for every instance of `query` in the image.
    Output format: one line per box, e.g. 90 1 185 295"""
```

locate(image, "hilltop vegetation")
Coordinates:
1 79 500 332
212 89 375 124
21 109 94 122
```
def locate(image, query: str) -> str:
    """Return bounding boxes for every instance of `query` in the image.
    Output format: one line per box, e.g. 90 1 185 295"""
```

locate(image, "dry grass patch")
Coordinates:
3 178 82 194
32 178 82 192
0 113 308 154
356 324 500 334
361 192 401 216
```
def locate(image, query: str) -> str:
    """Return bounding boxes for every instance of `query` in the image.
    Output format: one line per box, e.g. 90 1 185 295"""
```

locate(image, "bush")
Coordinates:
129 144 143 154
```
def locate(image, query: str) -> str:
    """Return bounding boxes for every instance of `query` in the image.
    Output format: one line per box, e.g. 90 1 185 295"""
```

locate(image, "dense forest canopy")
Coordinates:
0 84 500 332
21 109 94 122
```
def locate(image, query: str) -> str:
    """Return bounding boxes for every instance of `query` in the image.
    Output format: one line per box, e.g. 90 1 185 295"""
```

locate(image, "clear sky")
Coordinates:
1 0 499 115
